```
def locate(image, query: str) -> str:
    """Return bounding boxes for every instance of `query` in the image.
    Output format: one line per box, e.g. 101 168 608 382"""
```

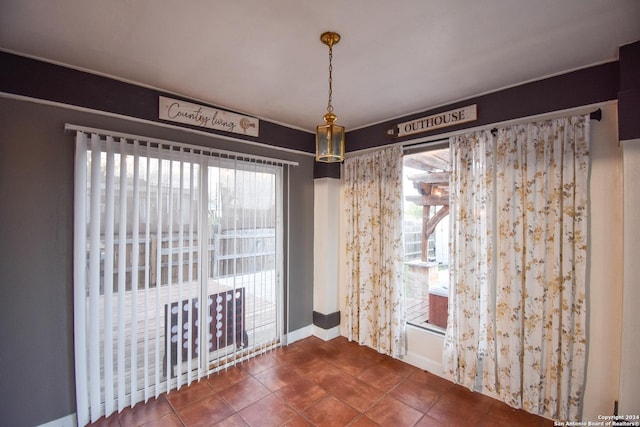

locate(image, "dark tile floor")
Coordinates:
89 336 554 427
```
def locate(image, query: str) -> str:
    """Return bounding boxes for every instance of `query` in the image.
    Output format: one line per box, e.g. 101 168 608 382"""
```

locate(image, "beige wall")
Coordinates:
582 102 624 420
313 177 341 340
620 138 640 414
339 102 625 421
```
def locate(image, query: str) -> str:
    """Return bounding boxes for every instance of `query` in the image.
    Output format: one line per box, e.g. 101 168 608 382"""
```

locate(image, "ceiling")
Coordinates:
1 1 639 133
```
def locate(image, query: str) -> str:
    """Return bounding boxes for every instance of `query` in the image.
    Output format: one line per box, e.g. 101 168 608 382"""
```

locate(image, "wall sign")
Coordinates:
394 104 477 138
159 96 259 137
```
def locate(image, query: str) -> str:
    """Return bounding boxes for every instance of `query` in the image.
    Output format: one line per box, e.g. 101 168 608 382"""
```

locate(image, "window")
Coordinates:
403 145 450 333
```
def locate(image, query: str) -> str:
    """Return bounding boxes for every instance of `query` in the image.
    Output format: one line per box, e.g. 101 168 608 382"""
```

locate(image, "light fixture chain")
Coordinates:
327 43 333 113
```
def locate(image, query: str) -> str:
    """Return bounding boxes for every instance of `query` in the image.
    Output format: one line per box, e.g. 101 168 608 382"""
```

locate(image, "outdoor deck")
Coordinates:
94 267 445 398
406 294 447 332
406 295 430 325
96 272 278 393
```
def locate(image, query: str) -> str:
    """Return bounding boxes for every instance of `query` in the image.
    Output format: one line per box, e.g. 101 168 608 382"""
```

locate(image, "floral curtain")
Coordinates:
343 145 406 357
444 115 590 421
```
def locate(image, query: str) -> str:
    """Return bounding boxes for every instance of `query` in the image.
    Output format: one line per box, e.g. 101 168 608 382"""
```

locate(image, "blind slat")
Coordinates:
197 164 209 381
176 155 185 388
165 156 174 395
73 133 89 426
117 137 128 412
154 149 163 397
103 137 115 415
143 148 152 402
130 141 140 404
186 154 196 384
89 135 102 422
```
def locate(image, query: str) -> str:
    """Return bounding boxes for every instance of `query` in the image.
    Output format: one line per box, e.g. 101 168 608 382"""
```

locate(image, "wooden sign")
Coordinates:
159 96 259 137
394 104 477 138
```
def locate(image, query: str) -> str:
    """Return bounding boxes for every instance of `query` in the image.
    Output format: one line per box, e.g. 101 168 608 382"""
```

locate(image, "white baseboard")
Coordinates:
404 351 447 379
37 413 77 427
312 325 341 341
284 324 313 344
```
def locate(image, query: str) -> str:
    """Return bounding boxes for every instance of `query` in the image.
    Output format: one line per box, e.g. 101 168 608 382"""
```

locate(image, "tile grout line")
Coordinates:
100 337 553 427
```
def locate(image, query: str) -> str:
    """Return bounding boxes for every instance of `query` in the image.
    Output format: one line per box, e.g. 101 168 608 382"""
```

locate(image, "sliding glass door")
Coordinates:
202 158 283 369
73 130 285 424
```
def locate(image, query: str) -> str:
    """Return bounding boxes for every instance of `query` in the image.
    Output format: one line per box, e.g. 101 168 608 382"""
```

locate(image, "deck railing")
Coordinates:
91 229 276 294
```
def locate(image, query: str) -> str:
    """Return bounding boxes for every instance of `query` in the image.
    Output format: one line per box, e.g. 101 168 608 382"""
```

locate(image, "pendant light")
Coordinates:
316 31 345 163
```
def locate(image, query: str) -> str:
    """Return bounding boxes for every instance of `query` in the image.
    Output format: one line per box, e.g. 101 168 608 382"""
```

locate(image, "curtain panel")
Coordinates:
342 146 406 357
444 115 590 421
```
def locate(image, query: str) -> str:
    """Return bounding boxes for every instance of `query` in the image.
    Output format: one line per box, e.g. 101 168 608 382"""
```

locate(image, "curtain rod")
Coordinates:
402 138 449 153
65 123 299 167
349 102 611 159
490 108 602 136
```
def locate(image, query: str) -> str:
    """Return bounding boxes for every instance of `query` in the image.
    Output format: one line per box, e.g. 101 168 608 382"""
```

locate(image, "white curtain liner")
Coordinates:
65 123 299 167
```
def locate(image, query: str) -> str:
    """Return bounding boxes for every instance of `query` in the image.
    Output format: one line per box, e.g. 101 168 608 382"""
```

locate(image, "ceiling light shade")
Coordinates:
316 112 345 163
316 32 345 163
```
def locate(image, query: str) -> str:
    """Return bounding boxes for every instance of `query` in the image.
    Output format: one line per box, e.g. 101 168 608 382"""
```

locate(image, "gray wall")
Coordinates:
0 97 315 426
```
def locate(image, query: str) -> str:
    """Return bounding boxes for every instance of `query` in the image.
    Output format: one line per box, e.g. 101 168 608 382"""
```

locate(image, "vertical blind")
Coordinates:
71 125 295 425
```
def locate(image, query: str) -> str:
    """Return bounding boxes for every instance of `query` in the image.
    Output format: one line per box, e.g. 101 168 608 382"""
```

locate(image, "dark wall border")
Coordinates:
313 161 341 179
0 51 316 153
346 61 620 151
313 310 341 330
5 44 638 175
619 41 640 141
